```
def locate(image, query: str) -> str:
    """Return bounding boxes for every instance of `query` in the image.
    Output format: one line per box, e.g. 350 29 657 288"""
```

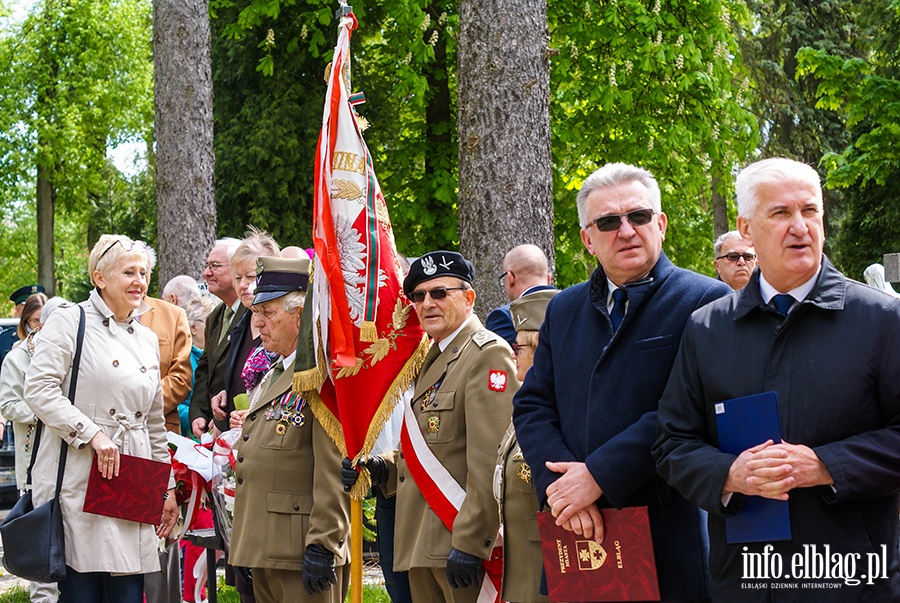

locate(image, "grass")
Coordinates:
0 577 389 603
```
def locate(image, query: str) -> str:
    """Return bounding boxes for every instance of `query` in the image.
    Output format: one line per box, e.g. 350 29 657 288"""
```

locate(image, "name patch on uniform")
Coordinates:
488 370 508 392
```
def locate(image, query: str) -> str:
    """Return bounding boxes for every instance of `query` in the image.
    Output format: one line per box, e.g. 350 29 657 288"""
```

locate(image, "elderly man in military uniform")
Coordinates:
347 250 518 603
229 257 350 603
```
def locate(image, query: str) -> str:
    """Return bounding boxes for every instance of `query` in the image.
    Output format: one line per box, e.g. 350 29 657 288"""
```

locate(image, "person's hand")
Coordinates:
561 506 605 544
341 456 388 492
191 417 208 440
90 431 120 479
724 440 793 500
229 409 248 430
156 488 178 539
301 544 337 594
446 548 483 588
211 390 227 421
545 461 602 528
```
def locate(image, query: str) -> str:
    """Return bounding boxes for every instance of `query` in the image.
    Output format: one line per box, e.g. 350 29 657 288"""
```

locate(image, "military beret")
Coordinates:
510 289 559 332
403 250 475 296
10 284 44 305
252 256 310 305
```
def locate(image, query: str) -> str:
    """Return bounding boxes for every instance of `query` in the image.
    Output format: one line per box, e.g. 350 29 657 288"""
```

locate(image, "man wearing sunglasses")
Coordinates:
655 158 900 600
713 230 757 290
355 250 517 603
513 163 730 602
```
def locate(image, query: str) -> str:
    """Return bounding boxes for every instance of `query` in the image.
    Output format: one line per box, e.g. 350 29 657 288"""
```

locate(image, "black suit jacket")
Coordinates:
189 302 247 427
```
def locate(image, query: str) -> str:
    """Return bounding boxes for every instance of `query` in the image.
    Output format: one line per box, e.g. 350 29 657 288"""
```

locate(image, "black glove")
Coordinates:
301 543 337 595
446 547 483 588
341 456 388 492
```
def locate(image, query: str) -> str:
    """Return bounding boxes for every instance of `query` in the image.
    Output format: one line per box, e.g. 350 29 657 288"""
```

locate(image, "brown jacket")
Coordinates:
141 296 193 433
392 316 517 570
230 362 350 571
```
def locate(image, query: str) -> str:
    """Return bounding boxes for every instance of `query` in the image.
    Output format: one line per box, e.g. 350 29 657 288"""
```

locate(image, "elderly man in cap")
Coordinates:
349 250 518 603
229 256 350 603
0 284 45 367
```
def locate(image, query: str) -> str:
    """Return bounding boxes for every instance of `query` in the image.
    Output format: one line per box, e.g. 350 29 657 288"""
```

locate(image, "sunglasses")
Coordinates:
408 287 467 304
98 238 135 261
586 208 656 232
512 343 533 356
716 252 757 263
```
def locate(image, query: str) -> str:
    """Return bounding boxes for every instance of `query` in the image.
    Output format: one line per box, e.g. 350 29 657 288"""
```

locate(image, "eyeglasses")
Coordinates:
98 238 135 261
716 252 757 263
408 287 467 303
586 208 656 232
204 261 227 272
512 343 533 356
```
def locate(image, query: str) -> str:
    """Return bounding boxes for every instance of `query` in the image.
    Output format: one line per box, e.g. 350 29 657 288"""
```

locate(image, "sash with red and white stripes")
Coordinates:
400 394 503 603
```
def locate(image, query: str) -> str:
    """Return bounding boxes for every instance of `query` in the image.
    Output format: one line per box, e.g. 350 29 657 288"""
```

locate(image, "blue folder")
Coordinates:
715 391 792 543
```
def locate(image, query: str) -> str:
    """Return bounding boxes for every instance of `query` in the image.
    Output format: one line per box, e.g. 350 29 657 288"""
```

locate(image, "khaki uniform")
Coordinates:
230 362 350 603
189 303 246 428
495 421 547 603
392 316 517 601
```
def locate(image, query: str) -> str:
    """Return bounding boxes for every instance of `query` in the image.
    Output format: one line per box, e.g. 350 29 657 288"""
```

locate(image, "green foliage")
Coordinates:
549 0 758 282
0 586 29 603
0 0 155 299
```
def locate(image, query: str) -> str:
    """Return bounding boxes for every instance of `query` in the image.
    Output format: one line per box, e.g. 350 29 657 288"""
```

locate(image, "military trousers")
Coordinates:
408 567 482 603
252 564 349 603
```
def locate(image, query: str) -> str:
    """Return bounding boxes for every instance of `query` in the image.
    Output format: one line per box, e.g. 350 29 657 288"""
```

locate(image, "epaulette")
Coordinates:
471 329 498 349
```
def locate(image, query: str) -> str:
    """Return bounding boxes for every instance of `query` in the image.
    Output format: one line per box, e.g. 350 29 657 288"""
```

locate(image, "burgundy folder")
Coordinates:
537 507 660 602
83 453 171 525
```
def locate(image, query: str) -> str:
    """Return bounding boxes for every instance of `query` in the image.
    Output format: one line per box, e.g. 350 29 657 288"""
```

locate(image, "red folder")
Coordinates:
537 507 660 602
83 453 171 525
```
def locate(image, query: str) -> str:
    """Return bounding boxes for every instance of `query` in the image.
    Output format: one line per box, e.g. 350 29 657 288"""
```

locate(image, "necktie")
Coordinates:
219 306 235 344
610 288 628 332
771 294 794 316
421 344 441 375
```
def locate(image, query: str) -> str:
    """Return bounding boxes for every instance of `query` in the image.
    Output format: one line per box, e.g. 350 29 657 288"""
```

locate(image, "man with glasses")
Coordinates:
513 163 730 602
713 230 757 290
189 237 244 438
654 158 900 600
354 250 517 603
485 244 556 346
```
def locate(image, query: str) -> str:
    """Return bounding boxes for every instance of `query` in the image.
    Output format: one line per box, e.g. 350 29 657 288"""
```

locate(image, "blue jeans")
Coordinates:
58 566 144 603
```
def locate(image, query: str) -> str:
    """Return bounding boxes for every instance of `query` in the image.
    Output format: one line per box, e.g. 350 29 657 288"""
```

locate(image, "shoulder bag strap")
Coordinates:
24 305 86 496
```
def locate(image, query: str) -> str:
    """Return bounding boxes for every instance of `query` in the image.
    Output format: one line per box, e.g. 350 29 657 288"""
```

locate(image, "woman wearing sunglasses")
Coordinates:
494 288 559 603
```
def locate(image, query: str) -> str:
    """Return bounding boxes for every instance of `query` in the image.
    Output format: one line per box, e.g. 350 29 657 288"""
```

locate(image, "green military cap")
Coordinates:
510 289 559 332
252 256 311 305
10 284 45 305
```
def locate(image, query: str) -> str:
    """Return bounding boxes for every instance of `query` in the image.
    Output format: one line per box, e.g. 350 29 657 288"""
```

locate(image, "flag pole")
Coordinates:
351 497 363 603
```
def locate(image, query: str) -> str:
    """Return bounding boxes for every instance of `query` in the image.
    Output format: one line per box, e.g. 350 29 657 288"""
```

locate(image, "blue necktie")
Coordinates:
771 294 794 316
610 288 628 332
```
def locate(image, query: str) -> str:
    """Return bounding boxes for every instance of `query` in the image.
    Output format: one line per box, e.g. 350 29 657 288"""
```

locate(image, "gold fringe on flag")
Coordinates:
359 320 378 342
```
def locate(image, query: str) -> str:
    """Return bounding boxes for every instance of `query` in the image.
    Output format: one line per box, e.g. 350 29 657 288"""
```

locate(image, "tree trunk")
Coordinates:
36 161 55 297
711 174 728 238
152 0 216 289
457 0 553 317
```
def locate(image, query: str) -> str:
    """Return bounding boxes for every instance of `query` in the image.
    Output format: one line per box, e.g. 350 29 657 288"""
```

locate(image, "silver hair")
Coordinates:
735 158 822 218
576 163 661 227
40 296 70 326
713 230 745 258
134 241 157 272
215 237 242 260
282 291 306 313
162 275 201 308
185 296 218 324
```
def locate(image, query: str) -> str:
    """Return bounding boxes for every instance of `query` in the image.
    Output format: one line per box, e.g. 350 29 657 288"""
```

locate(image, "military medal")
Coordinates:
266 391 307 433
517 462 532 484
427 416 440 433
512 445 524 461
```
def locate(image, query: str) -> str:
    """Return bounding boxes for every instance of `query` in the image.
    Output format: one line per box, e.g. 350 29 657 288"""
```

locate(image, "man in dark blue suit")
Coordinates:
485 244 555 346
514 163 730 602
654 158 900 601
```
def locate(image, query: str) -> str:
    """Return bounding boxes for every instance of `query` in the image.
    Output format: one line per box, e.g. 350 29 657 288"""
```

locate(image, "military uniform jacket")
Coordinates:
189 303 246 427
495 421 546 603
230 362 350 572
393 315 517 570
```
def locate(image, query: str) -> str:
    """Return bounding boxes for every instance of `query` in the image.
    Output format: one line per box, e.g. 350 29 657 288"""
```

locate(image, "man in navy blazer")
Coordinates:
485 244 555 346
654 158 900 600
513 163 730 602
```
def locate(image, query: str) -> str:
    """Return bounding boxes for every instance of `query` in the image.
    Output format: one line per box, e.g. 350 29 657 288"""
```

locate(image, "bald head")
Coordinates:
501 244 552 301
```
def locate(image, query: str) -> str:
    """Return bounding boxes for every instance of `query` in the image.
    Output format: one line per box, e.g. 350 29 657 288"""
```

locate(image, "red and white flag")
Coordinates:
297 5 427 491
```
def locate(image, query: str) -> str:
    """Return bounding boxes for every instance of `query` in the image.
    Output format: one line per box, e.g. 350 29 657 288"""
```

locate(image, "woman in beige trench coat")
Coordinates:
24 234 178 603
